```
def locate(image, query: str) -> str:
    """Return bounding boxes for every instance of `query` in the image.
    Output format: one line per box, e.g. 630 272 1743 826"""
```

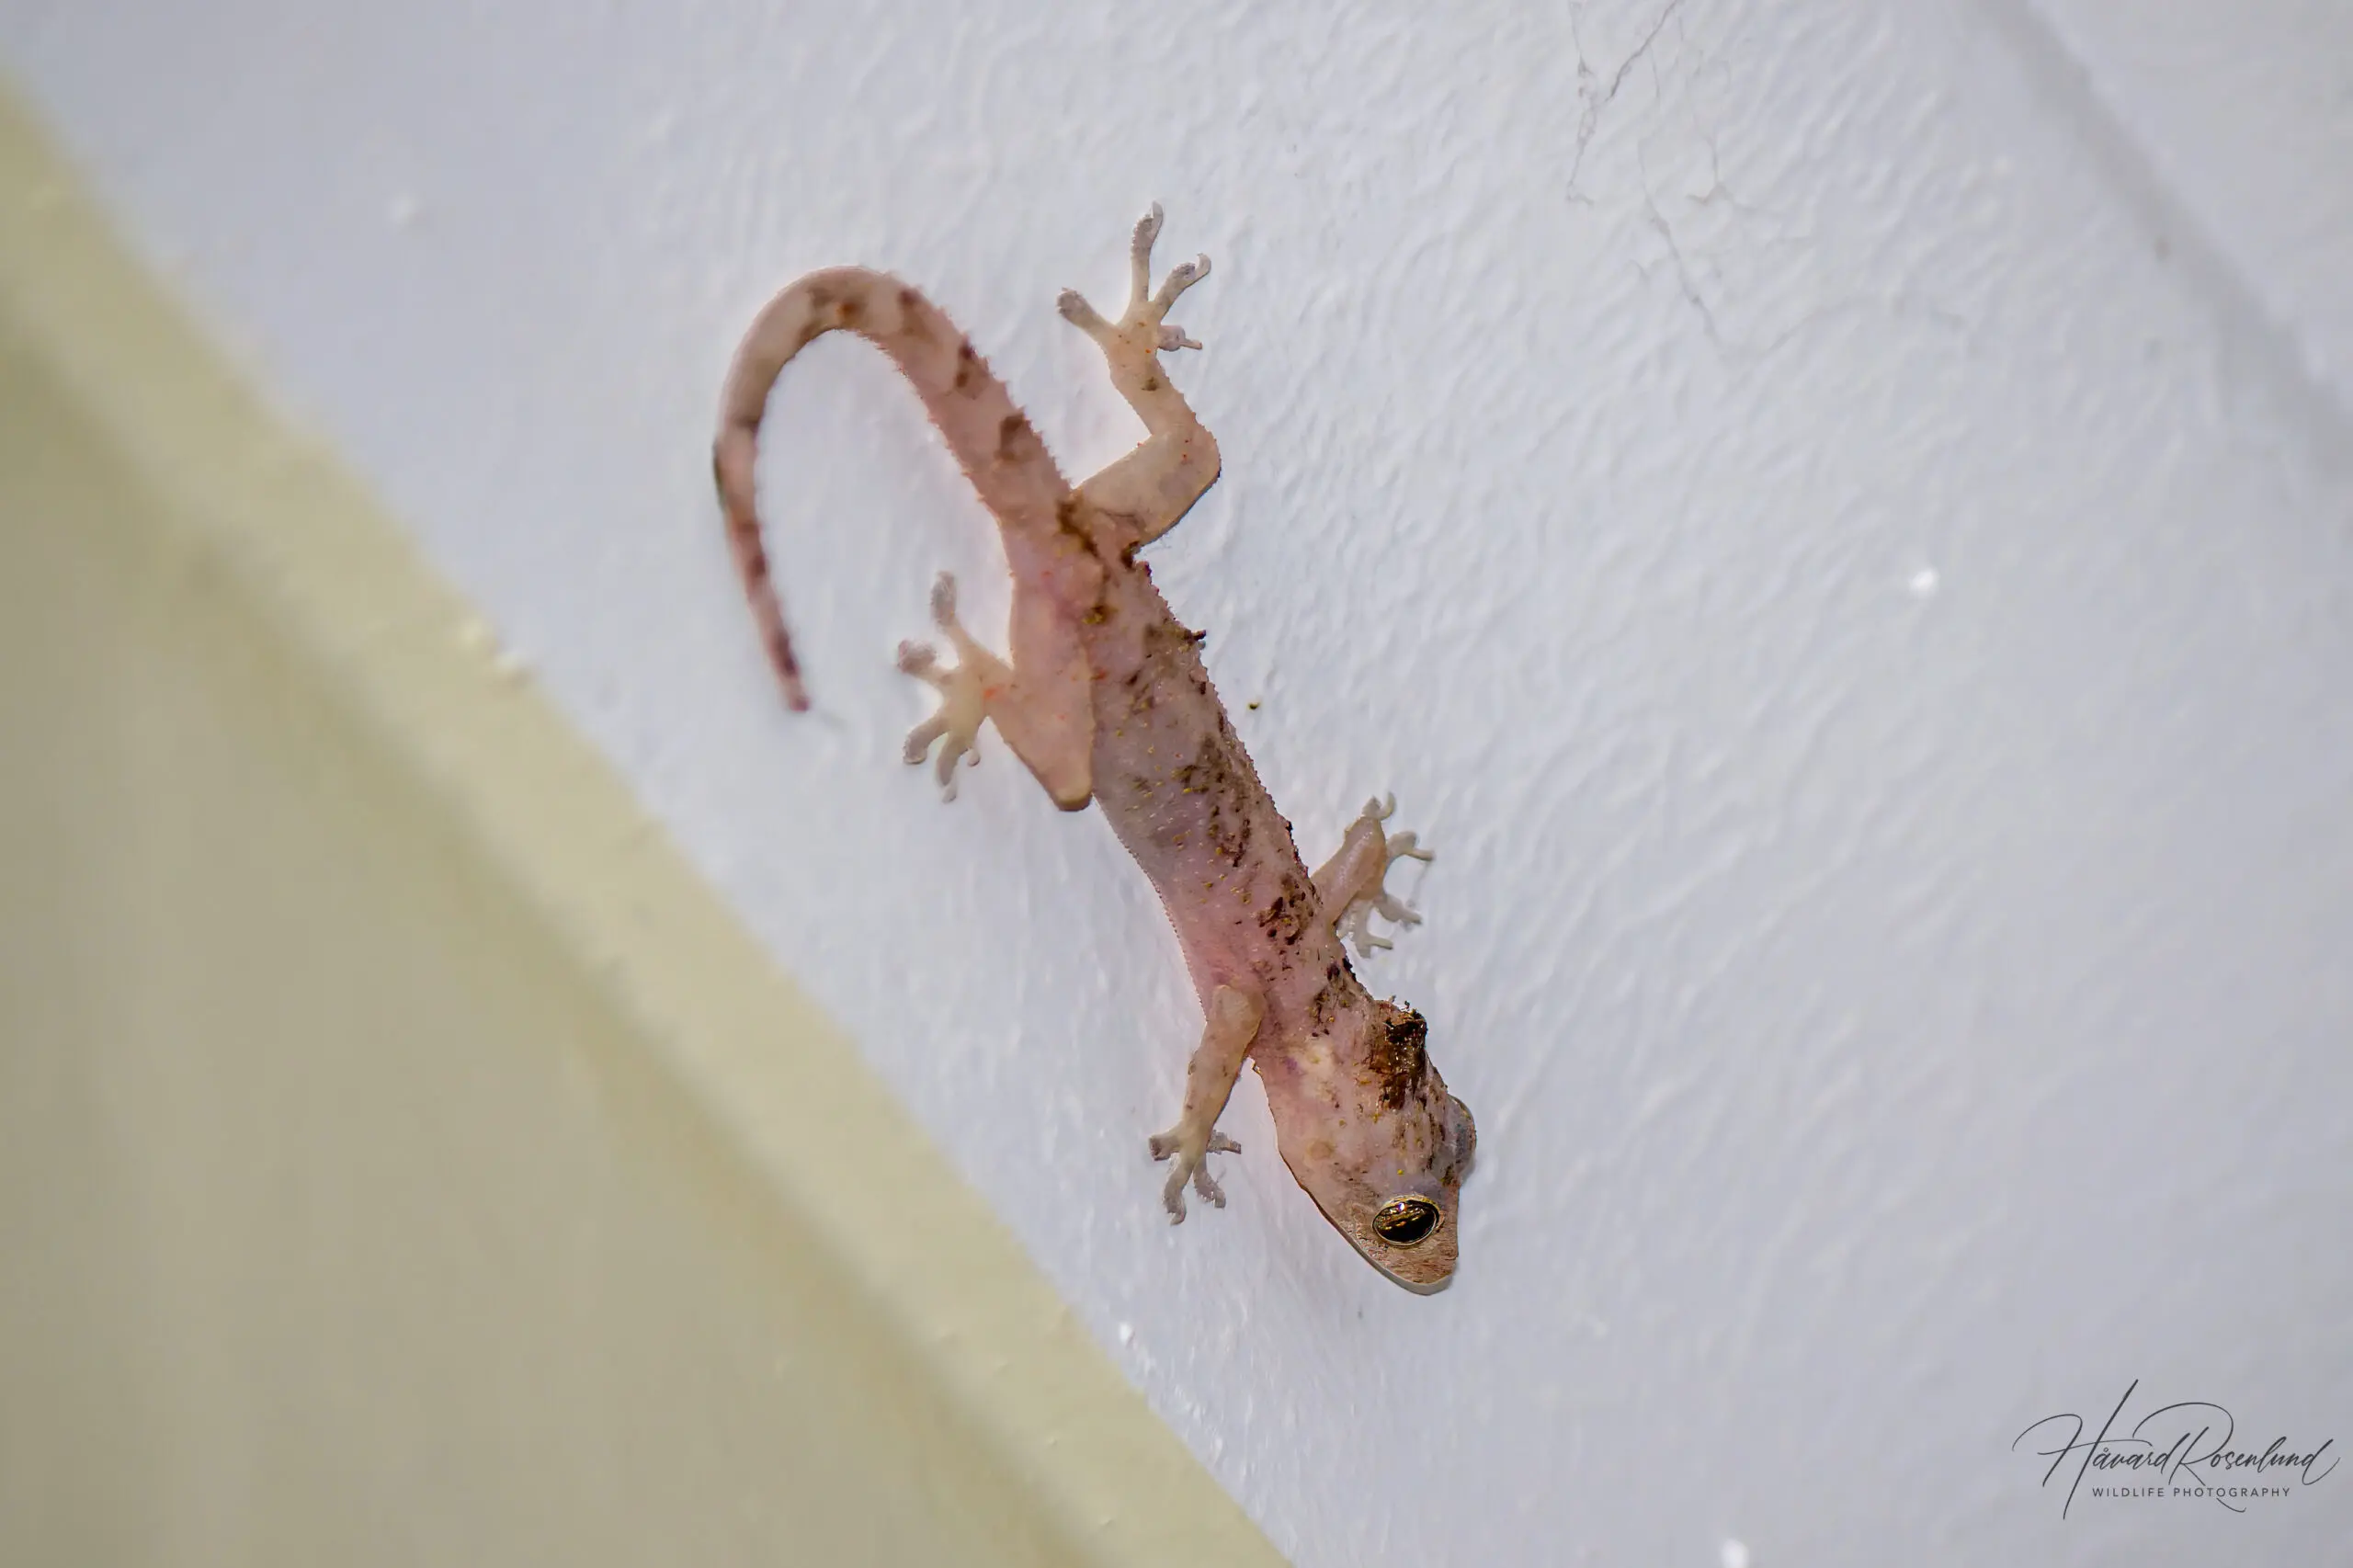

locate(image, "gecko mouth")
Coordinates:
1364 1233 1457 1293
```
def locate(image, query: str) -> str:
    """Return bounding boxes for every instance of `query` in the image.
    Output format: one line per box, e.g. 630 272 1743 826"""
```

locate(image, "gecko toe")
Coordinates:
1158 1163 1190 1222
903 714 948 767
1152 1123 1238 1220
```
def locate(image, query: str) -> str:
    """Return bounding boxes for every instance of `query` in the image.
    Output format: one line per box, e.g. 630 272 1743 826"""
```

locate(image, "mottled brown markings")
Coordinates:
995 413 1030 460
953 339 978 392
1202 792 1251 868
894 287 936 344
1053 494 1094 551
1253 868 1313 945
1141 372 1162 392
736 527 769 585
1368 1006 1430 1111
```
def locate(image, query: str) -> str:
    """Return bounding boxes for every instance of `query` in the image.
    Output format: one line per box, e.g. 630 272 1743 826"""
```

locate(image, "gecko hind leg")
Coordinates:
897 572 1090 807
1058 204 1222 546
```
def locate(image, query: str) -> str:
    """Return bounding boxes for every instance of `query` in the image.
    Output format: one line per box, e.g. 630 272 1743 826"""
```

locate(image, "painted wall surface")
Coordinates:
6 1 2348 1562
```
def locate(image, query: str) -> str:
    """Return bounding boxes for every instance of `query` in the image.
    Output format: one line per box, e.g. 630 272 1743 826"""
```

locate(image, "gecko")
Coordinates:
713 205 1477 1290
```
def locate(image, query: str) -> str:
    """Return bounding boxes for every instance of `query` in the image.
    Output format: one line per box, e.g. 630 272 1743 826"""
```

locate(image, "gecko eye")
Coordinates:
1371 1196 1441 1247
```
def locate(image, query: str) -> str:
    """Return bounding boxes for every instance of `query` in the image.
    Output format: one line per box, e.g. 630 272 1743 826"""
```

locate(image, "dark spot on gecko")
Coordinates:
894 287 934 341
1203 797 1251 868
1173 733 1246 800
1308 983 1337 1030
995 413 1034 461
1369 1006 1429 1112
1141 372 1162 392
768 629 800 683
1053 494 1096 551
834 292 866 329
1254 868 1313 944
953 339 978 392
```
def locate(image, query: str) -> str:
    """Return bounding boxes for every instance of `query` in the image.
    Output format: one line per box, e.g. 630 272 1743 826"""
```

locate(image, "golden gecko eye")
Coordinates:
1371 1196 1441 1247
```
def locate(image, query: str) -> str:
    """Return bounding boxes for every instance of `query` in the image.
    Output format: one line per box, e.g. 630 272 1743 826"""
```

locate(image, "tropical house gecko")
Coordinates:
713 206 1476 1290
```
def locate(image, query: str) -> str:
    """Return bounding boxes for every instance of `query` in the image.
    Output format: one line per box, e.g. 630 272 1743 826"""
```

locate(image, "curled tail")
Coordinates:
713 267 1074 710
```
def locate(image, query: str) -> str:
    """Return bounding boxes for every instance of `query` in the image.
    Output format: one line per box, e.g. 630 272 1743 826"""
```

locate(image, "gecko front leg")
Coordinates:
1312 795 1436 960
1147 983 1264 1221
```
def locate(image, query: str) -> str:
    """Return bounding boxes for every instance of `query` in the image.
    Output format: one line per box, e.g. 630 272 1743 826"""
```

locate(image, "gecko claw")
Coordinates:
1130 202 1167 283
1149 1126 1241 1221
1055 288 1108 334
1151 254 1211 317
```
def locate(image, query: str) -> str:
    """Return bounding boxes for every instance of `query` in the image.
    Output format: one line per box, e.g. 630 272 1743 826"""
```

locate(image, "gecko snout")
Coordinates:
1448 1094 1478 1177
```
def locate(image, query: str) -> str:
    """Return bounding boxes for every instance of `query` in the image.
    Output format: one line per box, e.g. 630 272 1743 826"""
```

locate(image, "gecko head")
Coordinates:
1272 1002 1478 1293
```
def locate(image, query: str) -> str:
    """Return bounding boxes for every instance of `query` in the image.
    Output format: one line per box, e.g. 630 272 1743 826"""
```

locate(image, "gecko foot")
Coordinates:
1318 795 1437 961
896 573 1007 801
1057 202 1211 362
1148 1126 1242 1221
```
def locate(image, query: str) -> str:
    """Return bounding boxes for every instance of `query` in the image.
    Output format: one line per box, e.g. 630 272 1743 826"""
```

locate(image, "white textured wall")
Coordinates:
7 1 2349 1562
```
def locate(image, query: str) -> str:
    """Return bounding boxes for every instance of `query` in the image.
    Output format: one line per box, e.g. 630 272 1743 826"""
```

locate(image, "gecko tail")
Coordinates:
711 267 1074 717
713 423 811 711
713 275 847 713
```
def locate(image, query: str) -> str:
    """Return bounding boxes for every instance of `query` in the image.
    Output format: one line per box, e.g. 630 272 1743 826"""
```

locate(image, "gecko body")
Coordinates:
715 207 1475 1290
